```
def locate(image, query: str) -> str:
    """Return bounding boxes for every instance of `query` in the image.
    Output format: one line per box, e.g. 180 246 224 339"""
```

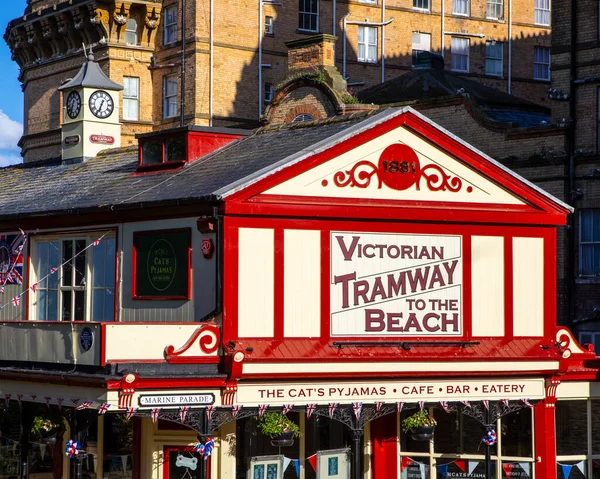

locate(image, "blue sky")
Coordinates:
0 1 29 166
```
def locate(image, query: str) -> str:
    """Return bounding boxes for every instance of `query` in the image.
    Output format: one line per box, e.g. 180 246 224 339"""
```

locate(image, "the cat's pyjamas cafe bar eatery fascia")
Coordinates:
0 107 598 479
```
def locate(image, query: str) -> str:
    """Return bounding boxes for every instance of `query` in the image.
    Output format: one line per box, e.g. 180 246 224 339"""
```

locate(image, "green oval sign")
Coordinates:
147 238 177 292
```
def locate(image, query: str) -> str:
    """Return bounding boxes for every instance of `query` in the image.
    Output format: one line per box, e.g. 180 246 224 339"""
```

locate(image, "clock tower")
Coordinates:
59 51 123 163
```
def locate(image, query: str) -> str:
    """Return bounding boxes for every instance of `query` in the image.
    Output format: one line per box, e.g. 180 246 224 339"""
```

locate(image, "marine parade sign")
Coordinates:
330 232 462 336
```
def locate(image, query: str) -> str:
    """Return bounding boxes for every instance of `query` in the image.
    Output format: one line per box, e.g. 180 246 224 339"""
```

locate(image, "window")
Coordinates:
413 0 430 10
123 77 139 121
534 0 550 25
358 26 377 63
140 135 186 167
451 37 469 72
32 234 116 321
264 83 274 104
265 16 274 35
292 114 315 122
486 0 503 19
580 210 600 276
533 46 550 80
485 42 503 76
580 331 600 351
124 18 138 45
164 5 178 45
298 0 319 32
412 32 431 65
453 0 469 16
163 75 178 119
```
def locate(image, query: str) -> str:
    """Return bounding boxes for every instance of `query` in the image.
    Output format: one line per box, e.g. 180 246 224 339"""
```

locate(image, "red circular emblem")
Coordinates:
201 238 214 259
377 144 421 191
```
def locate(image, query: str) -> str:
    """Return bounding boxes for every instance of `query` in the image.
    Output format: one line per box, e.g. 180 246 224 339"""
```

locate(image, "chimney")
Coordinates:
285 34 337 71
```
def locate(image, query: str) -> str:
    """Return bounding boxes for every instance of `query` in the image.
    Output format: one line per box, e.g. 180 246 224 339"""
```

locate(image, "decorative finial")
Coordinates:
88 44 94 62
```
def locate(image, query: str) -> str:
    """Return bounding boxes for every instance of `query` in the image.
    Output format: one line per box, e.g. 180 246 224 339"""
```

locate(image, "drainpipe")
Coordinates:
508 0 512 94
180 0 186 127
333 0 336 36
381 0 386 82
209 0 214 126
441 0 445 57
258 0 263 119
342 13 349 79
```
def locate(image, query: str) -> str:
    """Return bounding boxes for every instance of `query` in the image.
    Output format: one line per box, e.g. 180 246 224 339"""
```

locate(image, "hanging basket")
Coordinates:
270 431 295 447
410 425 436 441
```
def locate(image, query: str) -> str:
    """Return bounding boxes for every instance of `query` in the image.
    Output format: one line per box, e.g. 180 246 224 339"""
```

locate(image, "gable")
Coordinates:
263 124 525 206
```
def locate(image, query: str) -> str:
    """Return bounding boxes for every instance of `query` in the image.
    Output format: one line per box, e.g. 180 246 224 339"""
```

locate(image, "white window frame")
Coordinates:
413 0 430 11
453 0 469 16
358 26 378 63
533 46 551 81
264 83 274 104
485 42 503 77
451 37 469 73
579 209 600 276
265 16 274 35
30 233 116 322
164 5 178 45
534 0 551 26
298 0 319 32
412 32 431 65
486 0 504 19
122 76 139 121
163 75 178 119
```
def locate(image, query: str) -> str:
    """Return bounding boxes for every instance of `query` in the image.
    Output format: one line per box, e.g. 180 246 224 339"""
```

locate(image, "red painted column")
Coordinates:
370 416 398 479
534 398 557 479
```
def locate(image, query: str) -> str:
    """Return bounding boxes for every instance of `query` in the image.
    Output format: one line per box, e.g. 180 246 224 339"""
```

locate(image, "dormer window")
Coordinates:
137 126 249 172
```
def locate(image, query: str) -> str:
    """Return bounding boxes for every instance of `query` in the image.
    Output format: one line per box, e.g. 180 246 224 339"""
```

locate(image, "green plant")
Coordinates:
277 65 327 90
256 413 300 438
341 93 360 104
401 410 437 433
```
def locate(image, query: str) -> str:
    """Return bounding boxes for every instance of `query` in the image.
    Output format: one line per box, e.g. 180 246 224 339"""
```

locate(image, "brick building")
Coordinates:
5 0 552 163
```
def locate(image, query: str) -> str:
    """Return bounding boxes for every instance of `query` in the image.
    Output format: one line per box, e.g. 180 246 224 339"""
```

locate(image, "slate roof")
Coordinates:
58 54 123 92
0 112 373 221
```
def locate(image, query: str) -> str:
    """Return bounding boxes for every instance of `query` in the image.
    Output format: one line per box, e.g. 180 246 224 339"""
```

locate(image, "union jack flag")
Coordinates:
352 402 362 420
76 401 93 410
98 403 111 415
501 398 510 407
179 406 189 423
4 395 10 408
151 408 161 423
397 402 404 413
232 405 242 418
0 287 4 295
11 296 19 307
306 403 317 419
30 283 37 293
482 400 490 410
460 400 471 409
418 401 425 411
440 401 452 413
258 404 269 418
0 234 25 284
328 402 339 419
44 397 52 408
30 395 37 401
57 398 64 410
50 267 58 275
125 407 138 421
281 404 293 416
206 405 215 421
522 398 533 407
17 395 22 407
375 401 384 412
93 238 101 246
71 398 80 406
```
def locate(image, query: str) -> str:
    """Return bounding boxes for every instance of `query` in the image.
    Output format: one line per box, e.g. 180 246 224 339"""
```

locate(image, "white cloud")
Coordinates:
0 110 22 151
0 151 22 167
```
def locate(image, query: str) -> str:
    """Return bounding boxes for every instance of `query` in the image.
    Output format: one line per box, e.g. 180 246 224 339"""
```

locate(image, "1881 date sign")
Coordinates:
133 229 191 299
330 232 462 336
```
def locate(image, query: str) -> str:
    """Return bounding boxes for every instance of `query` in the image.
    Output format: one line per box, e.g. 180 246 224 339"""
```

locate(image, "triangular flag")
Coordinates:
519 462 531 477
283 457 292 471
503 462 514 478
439 401 451 413
400 457 414 473
232 405 241 418
151 408 161 424
258 404 269 418
282 404 293 415
501 398 509 407
419 463 427 479
124 406 138 421
206 405 215 421
328 402 338 419
522 398 533 407
93 238 101 246
576 461 585 476
418 401 425 411
375 401 384 412
352 402 362 420
44 397 51 408
294 459 300 477
16 395 22 407
40 443 47 461
30 283 37 293
436 463 449 478
561 464 573 479
98 403 111 415
397 402 404 412
4 395 10 408
307 454 317 472
179 406 189 423
306 403 317 419
11 296 19 307
121 455 128 473
482 400 489 410
461 400 471 409
455 459 466 472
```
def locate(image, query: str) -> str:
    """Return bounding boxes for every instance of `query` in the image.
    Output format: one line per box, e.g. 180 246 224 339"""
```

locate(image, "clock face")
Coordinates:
66 91 81 119
89 90 114 119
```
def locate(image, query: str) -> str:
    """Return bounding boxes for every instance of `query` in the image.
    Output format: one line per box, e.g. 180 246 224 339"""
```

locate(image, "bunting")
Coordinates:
418 401 425 411
232 404 241 418
258 404 269 418
150 408 161 424
98 403 111 415
306 403 317 419
307 454 317 472
397 402 404 413
16 395 22 407
460 400 471 408
282 404 294 416
206 405 215 421
501 398 510 407
522 398 533 407
352 402 363 420
124 407 138 421
57 398 63 410
179 406 189 423
482 400 489 410
75 401 93 410
439 401 452 413
328 402 339 419
375 401 384 412
400 457 414 473
44 397 51 408
4 395 10 408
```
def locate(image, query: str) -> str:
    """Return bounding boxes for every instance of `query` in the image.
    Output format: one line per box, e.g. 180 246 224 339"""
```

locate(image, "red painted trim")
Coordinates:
274 229 284 340
113 227 120 322
223 217 239 341
462 234 472 339
131 228 192 300
25 239 31 321
163 356 220 365
106 377 227 390
100 322 107 367
162 446 199 479
544 231 557 337
321 230 330 340
534 401 557 479
504 236 514 338
371 416 398 478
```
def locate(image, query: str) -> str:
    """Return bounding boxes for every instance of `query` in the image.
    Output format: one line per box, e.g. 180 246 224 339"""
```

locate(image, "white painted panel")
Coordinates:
471 236 504 337
238 228 274 337
284 229 321 337
513 237 544 337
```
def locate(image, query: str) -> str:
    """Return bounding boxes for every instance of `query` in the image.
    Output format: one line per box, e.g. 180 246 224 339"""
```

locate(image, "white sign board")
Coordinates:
316 449 350 479
138 394 214 407
331 232 462 336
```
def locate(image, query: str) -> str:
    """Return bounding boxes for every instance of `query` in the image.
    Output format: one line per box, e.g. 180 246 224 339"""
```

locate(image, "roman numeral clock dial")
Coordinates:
66 91 81 119
89 90 114 119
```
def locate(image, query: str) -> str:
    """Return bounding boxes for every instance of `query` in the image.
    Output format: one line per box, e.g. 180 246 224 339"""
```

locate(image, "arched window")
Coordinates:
124 18 138 45
292 113 315 123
